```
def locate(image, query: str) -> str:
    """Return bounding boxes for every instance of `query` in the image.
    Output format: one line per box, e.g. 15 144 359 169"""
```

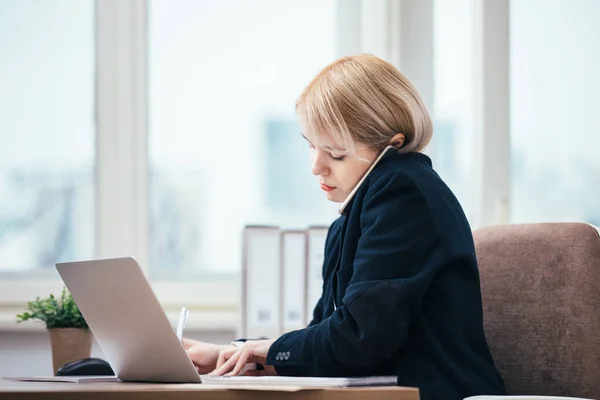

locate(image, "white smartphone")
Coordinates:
338 145 396 215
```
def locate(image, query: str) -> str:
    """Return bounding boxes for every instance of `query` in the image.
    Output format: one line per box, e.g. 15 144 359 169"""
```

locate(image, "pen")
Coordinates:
176 306 189 342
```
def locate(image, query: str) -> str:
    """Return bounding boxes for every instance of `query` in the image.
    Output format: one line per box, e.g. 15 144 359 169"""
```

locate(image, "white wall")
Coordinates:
0 330 235 377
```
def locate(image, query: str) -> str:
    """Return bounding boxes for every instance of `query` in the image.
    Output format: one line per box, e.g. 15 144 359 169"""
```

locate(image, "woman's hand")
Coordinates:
182 338 234 375
210 339 278 376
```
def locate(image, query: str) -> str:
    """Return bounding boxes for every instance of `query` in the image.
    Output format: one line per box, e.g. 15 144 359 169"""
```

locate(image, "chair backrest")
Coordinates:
473 223 600 399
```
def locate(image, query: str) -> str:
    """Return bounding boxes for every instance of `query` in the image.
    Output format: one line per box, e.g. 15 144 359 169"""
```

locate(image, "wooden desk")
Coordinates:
0 380 420 400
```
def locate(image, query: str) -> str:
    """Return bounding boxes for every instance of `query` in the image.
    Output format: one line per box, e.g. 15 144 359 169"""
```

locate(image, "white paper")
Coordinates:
200 375 397 387
465 396 593 400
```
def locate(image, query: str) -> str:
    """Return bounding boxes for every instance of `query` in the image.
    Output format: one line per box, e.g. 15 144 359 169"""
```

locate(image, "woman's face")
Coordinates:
301 129 379 203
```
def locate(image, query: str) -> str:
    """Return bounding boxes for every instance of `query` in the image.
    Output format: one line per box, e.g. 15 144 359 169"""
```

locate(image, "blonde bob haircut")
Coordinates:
296 54 433 155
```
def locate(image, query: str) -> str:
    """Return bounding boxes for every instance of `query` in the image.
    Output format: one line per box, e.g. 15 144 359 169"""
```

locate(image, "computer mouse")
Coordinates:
56 357 115 376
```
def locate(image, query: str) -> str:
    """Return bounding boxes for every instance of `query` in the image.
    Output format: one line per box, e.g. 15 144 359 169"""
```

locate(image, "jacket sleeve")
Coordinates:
307 297 324 327
266 171 442 376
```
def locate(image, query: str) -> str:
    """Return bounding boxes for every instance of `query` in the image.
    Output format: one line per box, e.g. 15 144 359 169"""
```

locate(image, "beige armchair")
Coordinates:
472 223 600 399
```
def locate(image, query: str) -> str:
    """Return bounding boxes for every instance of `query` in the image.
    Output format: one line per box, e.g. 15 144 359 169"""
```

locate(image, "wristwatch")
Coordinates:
230 341 246 348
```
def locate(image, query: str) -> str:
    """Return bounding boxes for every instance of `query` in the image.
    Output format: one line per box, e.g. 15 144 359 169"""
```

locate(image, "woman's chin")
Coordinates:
325 191 345 203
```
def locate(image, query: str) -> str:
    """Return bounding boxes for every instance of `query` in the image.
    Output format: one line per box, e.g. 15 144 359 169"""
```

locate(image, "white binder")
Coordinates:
305 226 329 325
280 230 308 333
241 225 281 338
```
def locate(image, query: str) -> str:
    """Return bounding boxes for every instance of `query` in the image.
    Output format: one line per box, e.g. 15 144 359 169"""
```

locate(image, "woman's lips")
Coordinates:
320 183 335 192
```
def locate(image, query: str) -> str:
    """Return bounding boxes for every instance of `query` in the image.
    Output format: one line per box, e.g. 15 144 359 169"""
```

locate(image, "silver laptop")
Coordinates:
56 257 202 383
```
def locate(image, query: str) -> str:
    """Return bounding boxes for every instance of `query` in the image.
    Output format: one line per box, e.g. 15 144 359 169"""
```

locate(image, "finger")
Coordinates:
215 351 227 370
216 347 237 369
215 351 241 376
210 350 241 376
228 348 251 376
218 347 238 368
181 337 192 350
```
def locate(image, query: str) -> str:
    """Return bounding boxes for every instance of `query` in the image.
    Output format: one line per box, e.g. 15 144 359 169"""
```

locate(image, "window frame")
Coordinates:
471 0 511 229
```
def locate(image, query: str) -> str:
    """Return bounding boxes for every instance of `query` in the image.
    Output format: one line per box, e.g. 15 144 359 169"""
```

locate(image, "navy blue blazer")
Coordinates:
266 150 506 400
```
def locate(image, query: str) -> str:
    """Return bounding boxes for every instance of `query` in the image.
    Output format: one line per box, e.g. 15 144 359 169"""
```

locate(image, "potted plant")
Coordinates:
17 287 92 375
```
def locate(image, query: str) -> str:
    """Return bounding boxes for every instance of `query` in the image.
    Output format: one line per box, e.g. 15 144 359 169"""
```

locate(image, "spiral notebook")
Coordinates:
200 375 397 387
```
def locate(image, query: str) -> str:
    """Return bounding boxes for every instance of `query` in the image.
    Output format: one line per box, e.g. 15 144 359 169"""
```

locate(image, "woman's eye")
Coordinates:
329 153 346 161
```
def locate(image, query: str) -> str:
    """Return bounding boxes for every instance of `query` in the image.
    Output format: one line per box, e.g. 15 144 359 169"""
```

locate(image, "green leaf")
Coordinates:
15 286 89 329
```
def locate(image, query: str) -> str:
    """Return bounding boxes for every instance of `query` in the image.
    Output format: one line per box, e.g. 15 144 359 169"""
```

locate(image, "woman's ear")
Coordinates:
388 133 405 148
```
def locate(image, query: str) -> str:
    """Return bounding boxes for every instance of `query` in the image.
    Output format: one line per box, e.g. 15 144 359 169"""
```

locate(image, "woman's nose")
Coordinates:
311 150 329 176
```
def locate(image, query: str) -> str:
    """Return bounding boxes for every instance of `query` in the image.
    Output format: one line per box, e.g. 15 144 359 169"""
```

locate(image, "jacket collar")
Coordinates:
338 149 432 216
338 146 396 216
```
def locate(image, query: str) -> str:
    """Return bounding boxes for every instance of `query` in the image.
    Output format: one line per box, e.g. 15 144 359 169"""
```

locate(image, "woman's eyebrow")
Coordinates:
323 145 345 153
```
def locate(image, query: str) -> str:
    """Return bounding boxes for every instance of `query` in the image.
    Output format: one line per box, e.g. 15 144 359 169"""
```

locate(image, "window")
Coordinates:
148 0 339 276
4 0 596 331
0 0 95 272
510 0 600 224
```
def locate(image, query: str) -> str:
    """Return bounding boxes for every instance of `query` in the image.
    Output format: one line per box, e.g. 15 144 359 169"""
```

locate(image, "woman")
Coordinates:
183 54 506 400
